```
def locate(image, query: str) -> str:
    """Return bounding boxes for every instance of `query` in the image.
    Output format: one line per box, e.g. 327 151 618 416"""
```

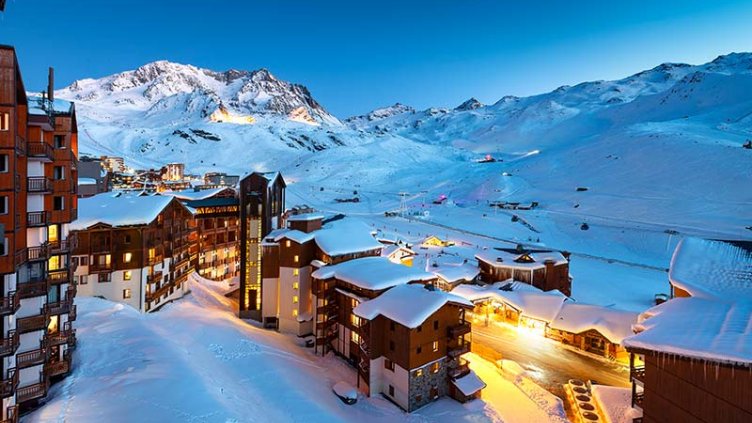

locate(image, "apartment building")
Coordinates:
71 194 196 312
475 247 572 296
164 187 239 282
0 45 78 419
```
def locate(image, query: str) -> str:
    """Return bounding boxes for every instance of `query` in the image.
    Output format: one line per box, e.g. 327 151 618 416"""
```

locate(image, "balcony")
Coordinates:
27 245 48 262
147 255 163 266
0 331 19 358
69 305 77 322
89 262 112 273
48 240 70 255
46 350 72 377
27 142 53 161
448 340 471 358
26 211 50 227
147 272 163 285
47 299 72 316
448 322 471 338
16 348 47 369
0 291 20 316
48 269 70 286
16 379 49 404
146 283 172 302
633 391 644 410
0 368 18 399
1 405 18 423
27 176 52 193
449 359 470 379
17 279 48 299
631 366 646 384
17 312 48 333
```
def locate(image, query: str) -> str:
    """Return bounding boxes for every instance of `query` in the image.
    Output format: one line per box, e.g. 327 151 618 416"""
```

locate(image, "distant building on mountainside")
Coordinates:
163 163 185 182
71 194 196 312
202 172 240 188
0 45 79 416
623 238 752 423
101 156 125 173
238 171 286 320
475 247 572 296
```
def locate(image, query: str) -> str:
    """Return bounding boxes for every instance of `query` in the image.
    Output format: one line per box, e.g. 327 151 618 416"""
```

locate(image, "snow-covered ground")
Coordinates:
25 274 565 423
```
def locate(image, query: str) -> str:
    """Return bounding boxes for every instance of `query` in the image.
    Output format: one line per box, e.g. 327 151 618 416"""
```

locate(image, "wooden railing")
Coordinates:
0 368 18 399
27 142 53 161
26 211 50 227
47 299 72 316
631 366 646 383
16 379 48 404
448 340 471 358
1 405 18 423
27 245 48 261
17 279 48 299
0 331 19 358
48 269 70 285
46 351 72 377
0 291 20 316
16 348 47 368
448 322 471 338
17 311 48 333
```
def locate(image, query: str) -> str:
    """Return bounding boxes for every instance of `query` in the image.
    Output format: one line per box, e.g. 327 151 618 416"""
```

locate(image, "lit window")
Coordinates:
351 314 361 328
415 369 423 377
123 252 132 263
294 255 299 263
431 362 440 374
124 270 132 281
286 240 291 247
293 295 299 304
293 268 299 276
351 331 361 344
432 341 439 352
293 282 299 290
0 113 8 131
292 309 298 317
123 289 132 299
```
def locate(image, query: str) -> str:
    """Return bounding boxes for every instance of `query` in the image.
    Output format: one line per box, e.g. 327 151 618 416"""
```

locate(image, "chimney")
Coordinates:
48 67 55 102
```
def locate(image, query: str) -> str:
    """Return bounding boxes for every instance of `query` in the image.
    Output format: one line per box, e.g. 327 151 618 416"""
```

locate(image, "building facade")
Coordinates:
71 195 195 313
0 46 78 419
475 248 572 296
238 172 285 321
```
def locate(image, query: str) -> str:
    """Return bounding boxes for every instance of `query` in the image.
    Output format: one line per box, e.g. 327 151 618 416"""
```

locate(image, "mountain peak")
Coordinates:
455 97 483 111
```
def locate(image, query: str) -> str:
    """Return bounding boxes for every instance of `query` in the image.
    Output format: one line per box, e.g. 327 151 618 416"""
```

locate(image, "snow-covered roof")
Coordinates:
312 256 435 291
161 187 233 201
432 263 480 283
73 193 178 230
78 177 97 186
286 213 324 222
451 369 486 396
550 303 638 344
669 237 752 300
314 218 382 257
590 385 642 423
383 244 415 259
353 284 472 328
452 281 567 323
274 229 316 244
475 249 568 270
623 297 752 365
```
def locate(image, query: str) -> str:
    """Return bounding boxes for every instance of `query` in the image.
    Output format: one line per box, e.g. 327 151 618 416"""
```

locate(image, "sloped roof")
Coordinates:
475 249 568 270
73 193 178 230
353 283 472 328
432 263 480 283
314 218 382 257
623 297 752 365
669 237 752 300
550 303 638 344
312 256 435 291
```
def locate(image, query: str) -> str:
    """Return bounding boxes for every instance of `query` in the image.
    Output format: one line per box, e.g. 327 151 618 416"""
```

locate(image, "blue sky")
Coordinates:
2 0 751 117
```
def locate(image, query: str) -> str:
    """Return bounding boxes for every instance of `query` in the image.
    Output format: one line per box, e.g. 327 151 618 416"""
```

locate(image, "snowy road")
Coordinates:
471 321 630 400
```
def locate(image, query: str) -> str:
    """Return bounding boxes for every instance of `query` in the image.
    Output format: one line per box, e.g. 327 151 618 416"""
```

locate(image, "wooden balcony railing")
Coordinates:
69 305 77 321
17 311 48 333
27 176 52 193
631 366 646 383
27 245 48 262
16 379 49 404
448 340 471 358
448 322 471 338
0 368 18 399
147 272 163 285
449 359 470 379
47 299 72 316
26 211 50 227
48 240 70 254
46 350 72 377
45 323 74 348
0 331 19 358
17 279 48 299
0 291 20 316
146 283 172 302
16 348 47 368
26 142 53 161
48 269 71 285
89 262 112 273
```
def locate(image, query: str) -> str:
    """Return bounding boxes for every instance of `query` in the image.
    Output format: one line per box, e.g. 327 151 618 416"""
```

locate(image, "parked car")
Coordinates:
333 381 358 405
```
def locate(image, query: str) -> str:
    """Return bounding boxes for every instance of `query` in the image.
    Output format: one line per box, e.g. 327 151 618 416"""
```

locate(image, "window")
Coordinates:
98 273 111 283
292 295 299 304
417 346 422 354
390 321 395 331
53 196 65 211
350 331 361 344
0 196 7 215
384 359 394 371
124 270 132 281
433 320 439 330
123 252 132 263
431 362 440 374
350 298 358 308
123 288 132 299
293 268 299 276
79 256 89 266
292 281 299 290
148 248 156 261
432 341 439 352
72 256 78 267
54 135 66 149
0 154 7 173
350 314 361 328
48 225 59 242
1 237 7 256
0 113 8 131
415 369 423 377
77 275 87 285
294 255 299 263
389 341 395 351
388 385 394 397
285 240 291 248
53 166 65 180
124 234 131 244
292 309 298 318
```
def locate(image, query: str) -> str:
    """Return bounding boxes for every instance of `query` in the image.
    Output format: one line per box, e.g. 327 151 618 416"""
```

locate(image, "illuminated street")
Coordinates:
471 319 630 399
